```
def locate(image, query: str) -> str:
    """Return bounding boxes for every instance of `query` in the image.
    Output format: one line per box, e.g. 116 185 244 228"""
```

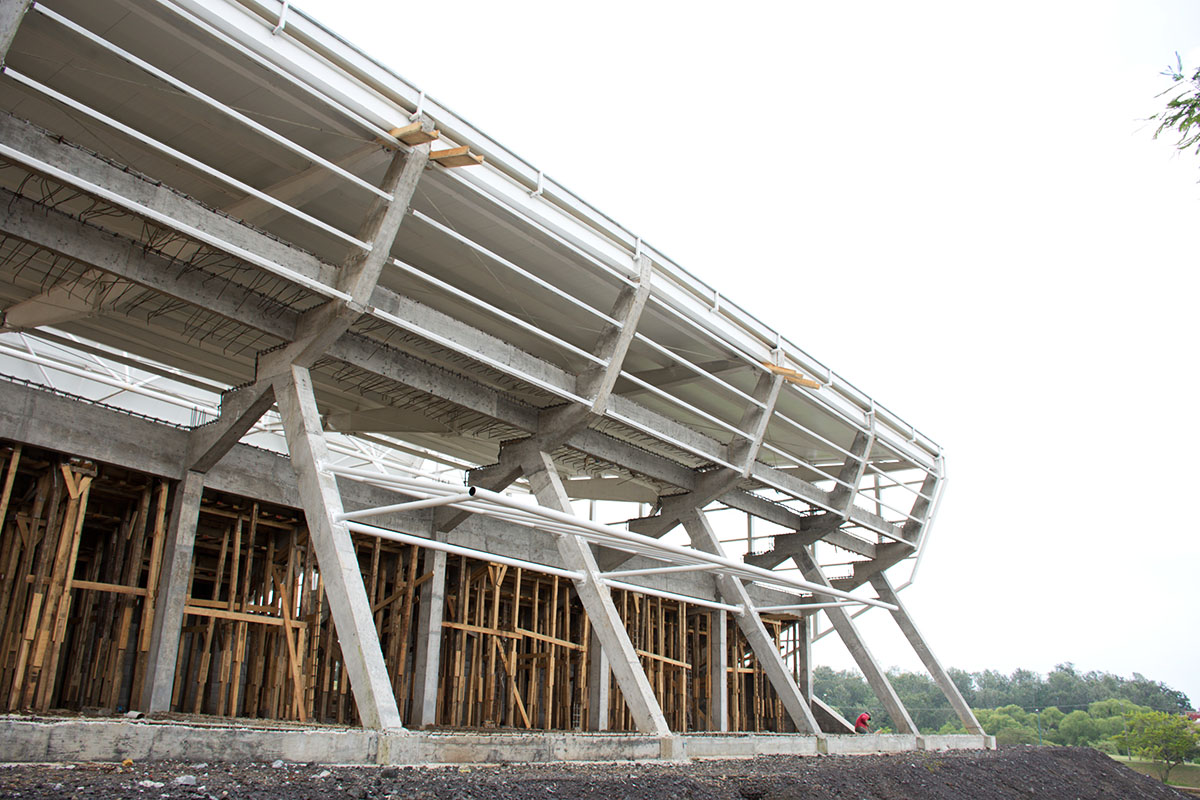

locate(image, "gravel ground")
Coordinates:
0 746 1189 800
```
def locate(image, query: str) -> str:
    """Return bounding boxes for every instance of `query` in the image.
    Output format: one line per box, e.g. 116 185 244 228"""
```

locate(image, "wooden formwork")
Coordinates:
0 442 802 732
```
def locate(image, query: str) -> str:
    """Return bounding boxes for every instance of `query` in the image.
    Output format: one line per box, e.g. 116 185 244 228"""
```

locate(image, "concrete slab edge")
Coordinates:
0 718 994 764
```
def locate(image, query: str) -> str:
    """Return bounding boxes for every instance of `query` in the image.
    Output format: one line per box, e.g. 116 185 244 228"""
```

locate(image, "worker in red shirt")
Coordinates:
855 712 871 733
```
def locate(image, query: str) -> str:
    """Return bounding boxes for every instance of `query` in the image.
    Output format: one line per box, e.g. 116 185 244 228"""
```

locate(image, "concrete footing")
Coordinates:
0 716 996 764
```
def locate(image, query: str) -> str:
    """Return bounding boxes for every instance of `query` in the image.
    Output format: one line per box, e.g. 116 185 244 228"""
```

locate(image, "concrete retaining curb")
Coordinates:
0 717 994 764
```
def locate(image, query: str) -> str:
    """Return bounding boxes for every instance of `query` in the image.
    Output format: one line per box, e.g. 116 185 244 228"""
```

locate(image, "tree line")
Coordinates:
814 662 1194 739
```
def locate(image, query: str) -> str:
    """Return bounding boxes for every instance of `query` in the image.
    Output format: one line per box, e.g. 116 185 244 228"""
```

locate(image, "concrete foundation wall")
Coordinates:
821 733 918 755
0 718 995 764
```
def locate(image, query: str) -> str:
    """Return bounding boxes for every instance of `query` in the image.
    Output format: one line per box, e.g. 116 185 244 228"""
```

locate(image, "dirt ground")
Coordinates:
0 746 1189 800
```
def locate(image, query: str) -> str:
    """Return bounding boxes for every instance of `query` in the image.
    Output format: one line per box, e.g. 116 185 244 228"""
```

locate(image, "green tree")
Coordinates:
1113 710 1200 784
1118 673 1192 714
1058 709 1102 746
1154 53 1200 154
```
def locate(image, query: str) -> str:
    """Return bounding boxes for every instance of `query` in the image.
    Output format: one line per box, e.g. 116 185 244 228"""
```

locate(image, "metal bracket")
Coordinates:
271 1 290 35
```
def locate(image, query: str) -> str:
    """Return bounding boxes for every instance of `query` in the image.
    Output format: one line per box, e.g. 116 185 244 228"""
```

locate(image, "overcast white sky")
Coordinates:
295 0 1200 707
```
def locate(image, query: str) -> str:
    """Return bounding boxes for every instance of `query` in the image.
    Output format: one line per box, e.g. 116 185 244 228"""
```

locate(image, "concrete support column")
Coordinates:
792 547 917 734
411 546 447 727
678 507 820 734
520 449 670 736
709 608 728 731
273 364 402 730
796 612 812 701
586 625 609 731
140 469 204 713
0 0 32 64
870 572 984 734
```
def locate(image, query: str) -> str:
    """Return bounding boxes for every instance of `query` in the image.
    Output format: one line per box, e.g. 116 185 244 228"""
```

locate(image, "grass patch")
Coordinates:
1109 754 1200 787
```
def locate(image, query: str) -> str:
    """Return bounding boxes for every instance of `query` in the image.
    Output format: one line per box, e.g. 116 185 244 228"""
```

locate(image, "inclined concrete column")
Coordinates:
273 365 402 730
411 546 447 727
520 449 670 736
586 624 610 731
710 608 728 731
793 547 918 734
141 470 204 713
678 508 820 734
870 572 984 735
0 0 31 63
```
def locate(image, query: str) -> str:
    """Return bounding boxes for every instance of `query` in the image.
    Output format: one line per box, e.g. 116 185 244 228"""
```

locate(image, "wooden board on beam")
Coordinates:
761 362 822 389
387 122 440 146
430 145 484 168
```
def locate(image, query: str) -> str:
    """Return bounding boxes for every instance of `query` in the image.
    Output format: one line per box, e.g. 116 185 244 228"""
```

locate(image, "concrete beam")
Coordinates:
272 364 402 730
827 429 873 519
0 268 121 331
870 572 983 735
187 383 275 473
141 470 203 713
0 0 31 65
519 448 670 736
812 696 856 734
677 507 820 734
748 459 902 542
579 254 652 415
263 137 432 371
792 546 917 734
726 372 784 474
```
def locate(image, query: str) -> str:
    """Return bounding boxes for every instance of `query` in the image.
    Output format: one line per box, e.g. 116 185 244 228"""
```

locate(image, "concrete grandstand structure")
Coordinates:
0 0 988 761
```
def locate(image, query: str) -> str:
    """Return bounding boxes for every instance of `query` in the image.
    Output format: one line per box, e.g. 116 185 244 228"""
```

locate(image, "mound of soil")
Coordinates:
0 746 1189 800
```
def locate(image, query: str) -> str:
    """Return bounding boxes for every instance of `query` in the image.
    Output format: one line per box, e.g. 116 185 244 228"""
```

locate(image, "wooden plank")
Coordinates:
192 521 231 714
135 480 169 655
26 471 79 707
430 145 484 167
386 121 440 146
183 604 302 628
272 569 308 722
545 575 558 730
0 445 21 530
228 507 259 717
492 636 531 728
393 544 419 708
71 579 148 597
760 361 822 389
